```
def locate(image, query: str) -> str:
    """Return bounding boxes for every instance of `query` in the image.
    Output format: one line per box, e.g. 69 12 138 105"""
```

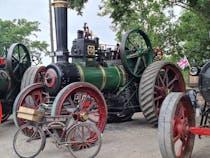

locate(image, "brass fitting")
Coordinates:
52 0 69 8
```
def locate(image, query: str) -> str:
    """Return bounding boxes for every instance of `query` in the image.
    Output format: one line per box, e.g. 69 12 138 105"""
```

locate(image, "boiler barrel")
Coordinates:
76 65 127 91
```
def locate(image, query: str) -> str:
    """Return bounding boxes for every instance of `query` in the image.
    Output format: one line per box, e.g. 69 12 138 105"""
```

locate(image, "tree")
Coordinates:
68 0 88 15
0 18 48 64
175 10 210 66
98 0 210 65
98 0 178 51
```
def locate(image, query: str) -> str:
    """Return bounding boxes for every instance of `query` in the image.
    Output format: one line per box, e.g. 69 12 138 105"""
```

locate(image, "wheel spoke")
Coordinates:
173 134 181 143
68 97 76 108
127 36 136 48
12 55 19 63
126 52 139 59
13 64 20 73
88 109 100 116
134 57 141 74
158 74 165 87
154 95 162 101
167 76 178 89
163 68 169 84
18 45 21 60
88 117 98 124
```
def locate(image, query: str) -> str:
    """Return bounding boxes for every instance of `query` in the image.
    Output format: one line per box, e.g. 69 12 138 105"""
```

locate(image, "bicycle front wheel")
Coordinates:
66 122 102 158
13 124 46 158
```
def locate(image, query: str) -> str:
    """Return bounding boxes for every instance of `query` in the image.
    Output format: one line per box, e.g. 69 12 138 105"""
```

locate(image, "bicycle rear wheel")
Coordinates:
13 124 46 158
66 122 102 158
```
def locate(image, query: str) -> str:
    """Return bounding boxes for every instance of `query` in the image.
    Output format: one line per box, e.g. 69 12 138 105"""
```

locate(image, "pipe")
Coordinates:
52 0 69 63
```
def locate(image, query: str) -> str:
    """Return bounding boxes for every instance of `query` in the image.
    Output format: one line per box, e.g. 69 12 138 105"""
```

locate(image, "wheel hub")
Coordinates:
44 69 57 88
176 117 190 140
79 111 89 122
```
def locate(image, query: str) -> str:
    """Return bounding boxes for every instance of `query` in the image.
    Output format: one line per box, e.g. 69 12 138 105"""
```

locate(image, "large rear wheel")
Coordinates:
13 83 49 128
21 66 46 90
158 92 195 158
139 61 186 126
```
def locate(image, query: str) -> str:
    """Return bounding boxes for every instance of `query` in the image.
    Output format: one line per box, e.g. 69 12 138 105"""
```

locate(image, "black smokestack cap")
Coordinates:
52 0 69 63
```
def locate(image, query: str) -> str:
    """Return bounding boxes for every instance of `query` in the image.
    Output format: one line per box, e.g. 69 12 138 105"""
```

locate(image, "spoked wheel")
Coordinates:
51 82 107 132
120 29 153 78
6 43 31 82
21 66 46 90
66 122 102 158
139 61 186 126
13 83 49 128
158 92 195 158
13 124 45 158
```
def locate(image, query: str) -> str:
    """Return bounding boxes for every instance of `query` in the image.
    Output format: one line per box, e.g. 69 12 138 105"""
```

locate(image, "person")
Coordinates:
113 43 120 59
153 47 163 61
83 22 92 39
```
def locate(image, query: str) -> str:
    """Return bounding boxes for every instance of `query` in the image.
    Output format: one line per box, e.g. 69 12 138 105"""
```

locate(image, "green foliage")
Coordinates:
0 18 48 64
175 11 210 66
98 0 173 51
68 0 88 15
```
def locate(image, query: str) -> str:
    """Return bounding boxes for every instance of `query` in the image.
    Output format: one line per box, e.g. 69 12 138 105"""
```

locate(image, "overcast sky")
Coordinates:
0 0 116 64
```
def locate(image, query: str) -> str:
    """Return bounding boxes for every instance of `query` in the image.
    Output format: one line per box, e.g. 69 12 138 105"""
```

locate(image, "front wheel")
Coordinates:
51 82 107 132
158 92 195 158
66 122 102 158
13 124 46 158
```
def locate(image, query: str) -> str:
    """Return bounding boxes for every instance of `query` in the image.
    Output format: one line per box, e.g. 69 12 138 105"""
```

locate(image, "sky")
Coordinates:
0 0 116 65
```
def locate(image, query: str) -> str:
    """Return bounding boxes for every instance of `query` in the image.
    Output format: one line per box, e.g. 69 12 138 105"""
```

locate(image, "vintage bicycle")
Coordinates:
13 105 102 158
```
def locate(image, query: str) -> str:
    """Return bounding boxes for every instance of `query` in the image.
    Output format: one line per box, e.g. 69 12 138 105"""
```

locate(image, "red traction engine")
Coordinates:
13 0 186 133
158 61 210 157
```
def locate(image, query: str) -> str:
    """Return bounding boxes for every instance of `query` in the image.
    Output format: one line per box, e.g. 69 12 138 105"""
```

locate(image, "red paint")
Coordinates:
44 69 57 88
0 57 5 65
0 101 2 123
190 127 210 136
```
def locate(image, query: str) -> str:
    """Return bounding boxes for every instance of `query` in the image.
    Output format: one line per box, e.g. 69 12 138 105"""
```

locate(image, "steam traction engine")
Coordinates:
0 43 31 123
13 0 185 131
158 61 210 157
0 44 45 123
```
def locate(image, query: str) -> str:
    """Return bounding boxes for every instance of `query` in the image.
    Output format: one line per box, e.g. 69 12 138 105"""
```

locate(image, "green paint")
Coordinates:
77 65 126 91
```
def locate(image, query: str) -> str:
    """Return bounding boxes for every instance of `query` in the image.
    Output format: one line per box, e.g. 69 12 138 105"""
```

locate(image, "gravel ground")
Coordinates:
1 113 210 158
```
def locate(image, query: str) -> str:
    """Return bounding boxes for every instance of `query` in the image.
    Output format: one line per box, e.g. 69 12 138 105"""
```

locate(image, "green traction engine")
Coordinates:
13 0 186 131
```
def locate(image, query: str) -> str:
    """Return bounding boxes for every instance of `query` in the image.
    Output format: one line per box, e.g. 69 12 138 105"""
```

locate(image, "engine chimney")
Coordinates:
52 0 69 63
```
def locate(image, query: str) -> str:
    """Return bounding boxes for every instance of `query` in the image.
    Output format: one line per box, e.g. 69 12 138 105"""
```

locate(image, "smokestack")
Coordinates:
52 0 69 62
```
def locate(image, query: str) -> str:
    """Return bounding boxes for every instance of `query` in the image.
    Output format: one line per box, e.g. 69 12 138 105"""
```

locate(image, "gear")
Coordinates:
106 82 139 122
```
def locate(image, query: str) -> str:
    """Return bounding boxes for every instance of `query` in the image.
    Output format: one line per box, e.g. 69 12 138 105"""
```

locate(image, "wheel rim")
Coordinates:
158 93 195 158
154 64 185 116
53 83 107 132
14 84 49 127
120 29 153 78
21 66 46 90
6 43 31 82
173 98 194 157
67 123 101 158
33 66 46 83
